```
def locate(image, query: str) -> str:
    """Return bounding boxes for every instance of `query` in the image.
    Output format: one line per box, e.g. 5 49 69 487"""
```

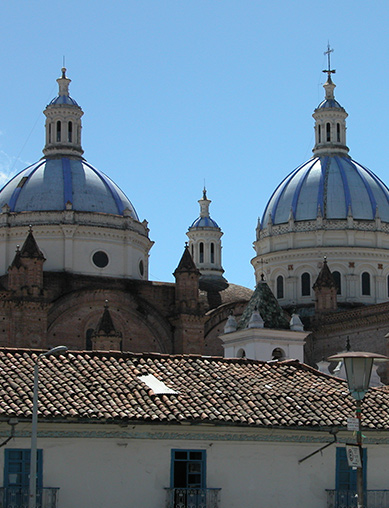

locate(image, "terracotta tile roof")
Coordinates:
0 348 388 430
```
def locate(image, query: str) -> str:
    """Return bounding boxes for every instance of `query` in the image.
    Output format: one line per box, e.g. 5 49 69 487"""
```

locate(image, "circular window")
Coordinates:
139 260 144 276
92 251 109 268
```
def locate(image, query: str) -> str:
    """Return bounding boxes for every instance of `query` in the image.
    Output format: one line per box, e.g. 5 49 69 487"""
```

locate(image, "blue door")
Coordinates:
4 449 42 508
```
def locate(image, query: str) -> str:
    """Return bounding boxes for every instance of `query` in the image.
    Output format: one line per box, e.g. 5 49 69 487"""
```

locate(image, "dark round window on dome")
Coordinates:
92 251 109 268
139 260 144 276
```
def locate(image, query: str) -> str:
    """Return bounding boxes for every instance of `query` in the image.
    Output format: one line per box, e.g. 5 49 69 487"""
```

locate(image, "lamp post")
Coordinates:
29 346 68 508
328 351 388 508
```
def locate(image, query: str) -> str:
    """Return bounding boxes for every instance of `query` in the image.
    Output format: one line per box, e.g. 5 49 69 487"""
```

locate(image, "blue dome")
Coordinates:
190 217 219 228
0 157 139 219
262 155 389 226
48 95 79 106
317 98 343 109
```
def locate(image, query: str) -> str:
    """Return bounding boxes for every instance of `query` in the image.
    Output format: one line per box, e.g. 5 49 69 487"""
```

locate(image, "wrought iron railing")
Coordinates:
165 488 221 508
0 487 59 508
326 489 389 508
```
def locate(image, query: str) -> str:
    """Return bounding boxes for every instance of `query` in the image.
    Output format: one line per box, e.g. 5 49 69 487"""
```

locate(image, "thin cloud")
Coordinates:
0 150 25 189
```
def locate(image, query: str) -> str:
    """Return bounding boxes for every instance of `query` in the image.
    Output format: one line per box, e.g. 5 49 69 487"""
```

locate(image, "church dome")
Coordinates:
190 216 219 228
253 49 389 308
0 158 138 218
0 67 138 219
0 68 152 281
262 155 389 225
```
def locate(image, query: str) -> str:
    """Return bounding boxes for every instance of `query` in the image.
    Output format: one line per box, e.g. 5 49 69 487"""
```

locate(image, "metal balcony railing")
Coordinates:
0 487 59 508
326 489 389 508
165 488 221 508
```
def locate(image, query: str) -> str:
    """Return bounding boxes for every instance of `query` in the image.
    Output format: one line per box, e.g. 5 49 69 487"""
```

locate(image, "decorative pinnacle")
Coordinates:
61 67 67 79
323 43 336 81
203 187 207 200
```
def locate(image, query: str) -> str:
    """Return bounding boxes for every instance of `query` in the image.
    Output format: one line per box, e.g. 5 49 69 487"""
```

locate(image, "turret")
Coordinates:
43 68 84 157
313 257 338 313
187 189 227 291
90 301 122 351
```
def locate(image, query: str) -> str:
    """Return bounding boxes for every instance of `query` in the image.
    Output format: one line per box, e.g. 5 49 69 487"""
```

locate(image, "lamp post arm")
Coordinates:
356 399 364 508
28 362 39 508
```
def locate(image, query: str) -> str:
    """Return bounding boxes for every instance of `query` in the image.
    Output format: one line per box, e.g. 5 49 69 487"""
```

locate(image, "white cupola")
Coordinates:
312 54 349 156
43 68 84 157
187 189 227 291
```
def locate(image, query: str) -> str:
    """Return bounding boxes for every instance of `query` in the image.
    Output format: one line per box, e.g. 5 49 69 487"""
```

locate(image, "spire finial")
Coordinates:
323 43 336 82
104 299 109 309
203 186 207 200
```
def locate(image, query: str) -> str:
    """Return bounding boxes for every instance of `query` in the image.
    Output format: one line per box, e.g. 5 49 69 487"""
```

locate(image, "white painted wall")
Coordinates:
0 423 387 508
0 212 153 280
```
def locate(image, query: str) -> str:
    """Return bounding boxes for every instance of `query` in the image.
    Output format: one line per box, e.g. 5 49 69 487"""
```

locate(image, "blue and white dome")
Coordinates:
262 155 389 225
190 216 219 228
261 68 389 227
0 68 152 281
0 158 138 218
253 57 389 307
0 67 138 219
189 189 220 230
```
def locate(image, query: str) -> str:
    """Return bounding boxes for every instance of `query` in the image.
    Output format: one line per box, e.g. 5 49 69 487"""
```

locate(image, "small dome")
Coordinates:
317 98 343 109
262 155 389 225
0 157 138 218
190 216 219 229
48 95 79 107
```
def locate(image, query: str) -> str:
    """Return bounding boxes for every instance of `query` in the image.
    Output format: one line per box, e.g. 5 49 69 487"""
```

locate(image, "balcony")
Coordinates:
165 488 221 508
0 487 59 508
326 489 389 508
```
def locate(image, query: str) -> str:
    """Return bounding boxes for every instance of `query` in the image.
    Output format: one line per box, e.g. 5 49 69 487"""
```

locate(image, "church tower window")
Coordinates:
199 242 204 263
48 124 52 143
56 121 61 142
86 328 94 350
318 125 321 143
333 271 341 295
210 243 215 264
326 122 331 142
301 272 311 296
276 275 284 299
68 121 72 142
362 272 371 296
337 123 340 142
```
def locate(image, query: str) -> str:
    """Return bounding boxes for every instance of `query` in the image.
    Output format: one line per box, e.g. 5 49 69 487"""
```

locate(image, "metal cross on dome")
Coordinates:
323 43 336 80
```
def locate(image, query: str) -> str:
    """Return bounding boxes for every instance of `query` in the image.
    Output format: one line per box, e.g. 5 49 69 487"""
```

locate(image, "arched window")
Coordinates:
237 348 246 358
210 243 215 264
318 125 321 143
86 328 94 350
199 242 204 263
276 275 284 299
56 121 61 142
272 348 286 361
68 121 73 142
326 122 331 142
333 271 341 295
337 123 340 142
48 124 52 143
362 272 371 296
301 272 311 296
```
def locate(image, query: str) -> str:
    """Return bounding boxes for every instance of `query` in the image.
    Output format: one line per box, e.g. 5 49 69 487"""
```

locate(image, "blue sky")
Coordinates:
0 1 388 288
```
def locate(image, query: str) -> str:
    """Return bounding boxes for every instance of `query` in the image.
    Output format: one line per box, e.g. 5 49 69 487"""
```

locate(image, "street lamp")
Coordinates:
328 351 388 508
29 346 68 508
